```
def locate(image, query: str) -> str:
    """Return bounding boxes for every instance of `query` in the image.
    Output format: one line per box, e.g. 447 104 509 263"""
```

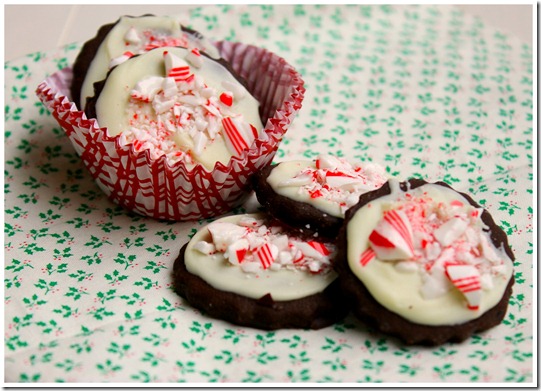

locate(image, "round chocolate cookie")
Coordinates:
71 14 219 109
172 214 350 330
334 178 515 345
83 46 263 171
252 155 388 239
252 164 343 239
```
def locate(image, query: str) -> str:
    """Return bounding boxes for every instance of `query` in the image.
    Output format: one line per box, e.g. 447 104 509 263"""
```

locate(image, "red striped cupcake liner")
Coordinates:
36 41 305 221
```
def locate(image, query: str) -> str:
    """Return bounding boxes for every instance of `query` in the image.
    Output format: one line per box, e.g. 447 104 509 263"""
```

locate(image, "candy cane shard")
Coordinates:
207 222 247 252
109 51 135 69
315 155 342 170
294 242 325 260
124 27 141 45
369 209 414 261
445 264 482 310
254 243 278 269
277 174 313 187
324 171 362 189
221 116 257 156
193 240 215 255
164 51 192 82
221 80 246 100
359 247 376 267
293 249 305 264
226 238 250 265
219 92 234 107
307 241 331 256
433 217 469 247
130 76 164 102
185 47 203 68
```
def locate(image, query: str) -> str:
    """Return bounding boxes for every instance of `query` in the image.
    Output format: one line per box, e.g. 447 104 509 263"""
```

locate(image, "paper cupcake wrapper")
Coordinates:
36 41 305 221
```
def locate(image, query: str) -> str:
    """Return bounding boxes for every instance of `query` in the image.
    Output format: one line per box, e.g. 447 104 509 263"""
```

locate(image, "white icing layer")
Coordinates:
266 156 388 218
184 214 337 301
347 181 513 326
79 15 220 108
95 47 263 171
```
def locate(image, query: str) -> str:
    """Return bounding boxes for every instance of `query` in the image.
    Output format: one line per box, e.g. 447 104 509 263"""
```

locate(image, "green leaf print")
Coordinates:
3 4 534 383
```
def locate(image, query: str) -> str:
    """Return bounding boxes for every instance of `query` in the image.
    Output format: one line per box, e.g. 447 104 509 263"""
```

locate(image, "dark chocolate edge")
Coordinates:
173 243 350 330
334 178 515 346
71 18 118 108
251 163 344 240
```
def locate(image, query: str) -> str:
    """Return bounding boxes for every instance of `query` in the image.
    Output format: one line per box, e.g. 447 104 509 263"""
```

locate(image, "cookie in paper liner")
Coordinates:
71 14 220 110
36 40 305 221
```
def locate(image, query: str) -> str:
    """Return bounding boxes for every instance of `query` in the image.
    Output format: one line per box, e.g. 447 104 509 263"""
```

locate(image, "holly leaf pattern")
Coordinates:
4 4 533 383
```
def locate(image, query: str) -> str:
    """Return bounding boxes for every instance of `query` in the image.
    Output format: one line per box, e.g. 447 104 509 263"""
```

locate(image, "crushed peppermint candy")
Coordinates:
195 215 335 274
108 26 192 70
118 50 259 166
278 155 388 215
362 191 508 310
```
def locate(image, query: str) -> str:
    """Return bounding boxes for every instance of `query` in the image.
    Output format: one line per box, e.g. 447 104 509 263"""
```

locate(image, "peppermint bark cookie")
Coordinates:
173 214 349 330
71 14 219 109
252 155 387 238
85 46 263 171
335 179 514 345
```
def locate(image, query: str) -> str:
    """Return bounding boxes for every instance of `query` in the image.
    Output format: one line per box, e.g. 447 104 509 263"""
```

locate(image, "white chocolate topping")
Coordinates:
184 214 337 301
347 181 514 325
79 15 220 108
94 47 263 171
266 155 388 218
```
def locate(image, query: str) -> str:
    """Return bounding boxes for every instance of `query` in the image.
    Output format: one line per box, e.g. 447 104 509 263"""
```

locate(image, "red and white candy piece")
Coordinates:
253 243 278 270
207 222 247 252
130 76 164 102
277 173 313 188
185 47 203 68
193 240 215 255
315 155 342 170
220 92 234 107
109 51 135 69
221 80 246 100
164 51 192 82
324 171 362 190
124 27 141 45
433 217 469 247
226 238 250 265
359 247 376 267
479 233 503 264
292 240 330 261
369 209 414 261
445 264 482 310
293 249 305 264
307 241 331 256
221 116 258 156
152 93 175 114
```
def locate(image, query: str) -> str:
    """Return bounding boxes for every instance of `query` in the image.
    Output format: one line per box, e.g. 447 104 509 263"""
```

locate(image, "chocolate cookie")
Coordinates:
252 155 388 239
172 213 350 330
334 178 515 345
71 14 219 109
83 46 263 171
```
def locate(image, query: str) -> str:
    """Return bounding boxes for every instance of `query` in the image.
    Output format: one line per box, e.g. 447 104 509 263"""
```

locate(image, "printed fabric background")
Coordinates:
4 4 534 383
